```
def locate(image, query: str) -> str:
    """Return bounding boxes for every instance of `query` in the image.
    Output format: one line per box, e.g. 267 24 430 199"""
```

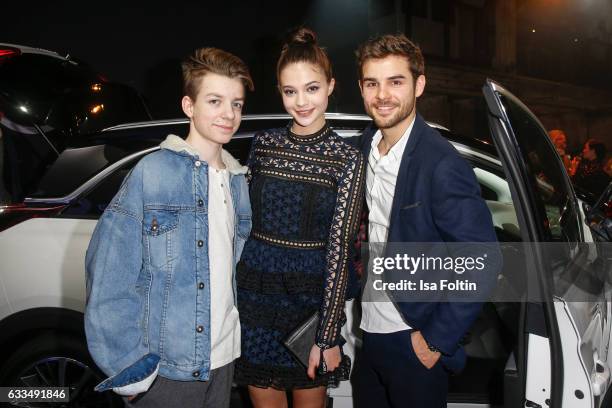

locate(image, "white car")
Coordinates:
0 81 610 407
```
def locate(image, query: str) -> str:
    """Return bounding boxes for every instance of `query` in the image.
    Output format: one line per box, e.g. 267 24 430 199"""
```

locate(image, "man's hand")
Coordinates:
410 331 441 369
127 395 138 402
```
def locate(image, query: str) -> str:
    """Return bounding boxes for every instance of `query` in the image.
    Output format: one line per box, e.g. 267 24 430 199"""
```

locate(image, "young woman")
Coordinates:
234 28 365 407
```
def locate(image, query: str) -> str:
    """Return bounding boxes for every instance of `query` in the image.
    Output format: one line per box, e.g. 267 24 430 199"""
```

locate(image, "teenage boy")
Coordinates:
354 34 499 407
85 47 253 408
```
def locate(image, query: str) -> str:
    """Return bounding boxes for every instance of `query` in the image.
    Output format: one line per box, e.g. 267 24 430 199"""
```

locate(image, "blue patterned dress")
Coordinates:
234 123 365 389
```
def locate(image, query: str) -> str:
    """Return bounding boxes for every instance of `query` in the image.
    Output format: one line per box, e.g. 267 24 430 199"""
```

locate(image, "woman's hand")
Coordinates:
307 344 342 379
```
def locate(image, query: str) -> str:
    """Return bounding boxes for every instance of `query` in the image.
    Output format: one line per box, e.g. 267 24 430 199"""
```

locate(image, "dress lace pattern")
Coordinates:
236 123 365 389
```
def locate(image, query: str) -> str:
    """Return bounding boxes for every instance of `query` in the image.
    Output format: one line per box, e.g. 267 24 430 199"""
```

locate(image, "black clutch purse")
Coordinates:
282 312 319 369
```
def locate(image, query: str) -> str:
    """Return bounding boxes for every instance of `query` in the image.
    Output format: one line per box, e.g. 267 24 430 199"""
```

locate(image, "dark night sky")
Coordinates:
4 1 612 123
2 0 370 118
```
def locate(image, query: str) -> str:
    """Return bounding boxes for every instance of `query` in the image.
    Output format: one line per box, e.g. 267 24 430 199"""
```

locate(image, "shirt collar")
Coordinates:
160 134 247 175
370 116 416 162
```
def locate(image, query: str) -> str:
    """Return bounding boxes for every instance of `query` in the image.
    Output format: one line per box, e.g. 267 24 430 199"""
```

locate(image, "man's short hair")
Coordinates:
586 138 607 163
182 47 254 100
355 34 425 81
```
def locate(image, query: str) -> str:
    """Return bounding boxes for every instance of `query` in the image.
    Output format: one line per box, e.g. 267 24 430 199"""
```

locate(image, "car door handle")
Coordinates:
592 360 610 397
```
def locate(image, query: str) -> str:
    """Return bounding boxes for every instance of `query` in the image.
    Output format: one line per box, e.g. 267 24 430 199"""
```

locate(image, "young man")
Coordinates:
573 138 610 199
354 34 499 407
84 47 253 408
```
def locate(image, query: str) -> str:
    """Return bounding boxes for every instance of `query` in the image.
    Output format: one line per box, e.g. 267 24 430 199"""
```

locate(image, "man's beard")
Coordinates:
366 99 415 130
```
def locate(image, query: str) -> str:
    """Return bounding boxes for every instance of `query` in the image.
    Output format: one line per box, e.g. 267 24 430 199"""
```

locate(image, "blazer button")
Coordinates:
198 199 204 206
192 371 200 378
198 282 205 289
195 161 201 167
197 240 204 247
196 325 204 333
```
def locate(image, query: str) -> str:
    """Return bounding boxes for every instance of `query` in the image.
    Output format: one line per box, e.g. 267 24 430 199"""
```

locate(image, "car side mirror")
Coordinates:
586 182 612 241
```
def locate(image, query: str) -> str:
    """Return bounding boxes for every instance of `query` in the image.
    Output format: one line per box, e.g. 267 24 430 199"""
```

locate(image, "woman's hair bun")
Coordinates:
286 27 317 46
277 26 332 82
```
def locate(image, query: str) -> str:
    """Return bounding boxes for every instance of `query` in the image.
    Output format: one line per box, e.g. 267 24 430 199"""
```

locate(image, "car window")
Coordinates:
496 93 590 298
63 160 136 218
498 94 582 246
62 136 255 218
31 144 137 199
0 114 58 205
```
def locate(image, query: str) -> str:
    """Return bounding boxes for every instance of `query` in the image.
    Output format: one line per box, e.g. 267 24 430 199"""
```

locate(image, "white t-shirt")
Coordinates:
208 167 241 368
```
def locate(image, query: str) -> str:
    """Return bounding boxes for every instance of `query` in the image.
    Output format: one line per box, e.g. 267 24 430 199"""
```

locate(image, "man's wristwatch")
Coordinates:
426 341 441 354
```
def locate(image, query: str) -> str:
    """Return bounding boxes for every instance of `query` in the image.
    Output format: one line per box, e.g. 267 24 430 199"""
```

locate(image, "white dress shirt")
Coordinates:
360 118 415 334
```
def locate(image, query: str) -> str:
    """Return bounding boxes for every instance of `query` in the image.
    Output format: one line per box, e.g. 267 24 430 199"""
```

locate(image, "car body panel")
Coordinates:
525 333 553 406
0 217 93 317
0 271 12 319
555 300 597 407
0 43 65 59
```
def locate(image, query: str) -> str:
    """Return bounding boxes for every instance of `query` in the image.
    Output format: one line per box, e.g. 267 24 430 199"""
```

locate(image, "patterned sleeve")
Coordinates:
246 131 263 184
316 150 366 348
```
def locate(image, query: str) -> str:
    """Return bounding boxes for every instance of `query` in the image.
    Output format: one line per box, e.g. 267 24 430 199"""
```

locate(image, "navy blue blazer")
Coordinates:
360 113 501 372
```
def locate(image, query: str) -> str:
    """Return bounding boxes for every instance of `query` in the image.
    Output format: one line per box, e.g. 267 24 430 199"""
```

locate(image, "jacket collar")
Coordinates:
160 134 248 175
361 112 427 159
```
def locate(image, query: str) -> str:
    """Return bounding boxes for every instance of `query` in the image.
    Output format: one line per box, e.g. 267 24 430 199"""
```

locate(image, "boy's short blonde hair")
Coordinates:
182 47 254 100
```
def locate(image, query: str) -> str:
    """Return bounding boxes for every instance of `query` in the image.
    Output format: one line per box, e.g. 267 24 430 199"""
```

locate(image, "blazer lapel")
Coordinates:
360 123 377 159
387 113 428 239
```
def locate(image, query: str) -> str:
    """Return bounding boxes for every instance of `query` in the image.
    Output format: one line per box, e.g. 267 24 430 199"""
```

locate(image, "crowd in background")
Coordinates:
548 129 611 201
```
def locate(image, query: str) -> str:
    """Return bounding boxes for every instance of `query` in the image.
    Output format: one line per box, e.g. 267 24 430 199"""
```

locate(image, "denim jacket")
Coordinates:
85 134 252 393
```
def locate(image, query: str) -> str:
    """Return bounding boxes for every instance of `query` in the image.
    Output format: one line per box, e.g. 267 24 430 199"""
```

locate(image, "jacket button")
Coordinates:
198 199 204 206
192 371 200 378
195 161 201 167
198 282 205 289
196 325 204 333
197 240 204 247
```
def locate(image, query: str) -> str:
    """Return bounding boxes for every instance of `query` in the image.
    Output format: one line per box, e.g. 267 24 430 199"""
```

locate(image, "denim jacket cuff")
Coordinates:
94 353 160 393
112 364 159 396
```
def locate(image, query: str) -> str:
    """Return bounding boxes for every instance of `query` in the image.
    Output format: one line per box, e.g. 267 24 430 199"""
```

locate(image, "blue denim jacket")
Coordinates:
85 135 252 393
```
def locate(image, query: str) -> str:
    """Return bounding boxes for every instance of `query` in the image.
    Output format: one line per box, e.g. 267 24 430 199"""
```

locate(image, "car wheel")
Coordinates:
0 332 123 407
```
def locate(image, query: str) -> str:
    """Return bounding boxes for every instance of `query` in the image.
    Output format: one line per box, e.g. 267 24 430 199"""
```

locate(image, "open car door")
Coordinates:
483 79 611 408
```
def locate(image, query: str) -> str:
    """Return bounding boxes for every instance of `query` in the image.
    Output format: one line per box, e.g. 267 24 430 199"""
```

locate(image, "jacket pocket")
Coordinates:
143 209 179 269
401 201 421 210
